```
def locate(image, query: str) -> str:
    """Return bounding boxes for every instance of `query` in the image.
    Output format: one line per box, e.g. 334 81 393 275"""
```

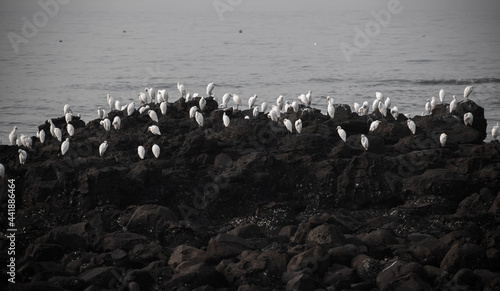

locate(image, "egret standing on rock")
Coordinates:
138 146 146 159
189 106 198 119
223 112 230 127
449 95 457 113
337 126 347 142
328 103 335 119
65 112 73 124
430 97 437 110
253 107 259 117
464 112 473 126
305 91 312 106
207 82 215 97
425 99 432 115
378 101 387 117
376 92 383 101
439 89 445 104
67 123 75 136
384 97 391 109
199 97 207 112
9 126 18 145
18 149 27 164
158 89 168 102
222 93 231 108
101 118 111 132
148 125 161 135
177 82 186 98
391 106 399 120
54 128 63 142
152 144 160 158
440 133 447 147
160 101 167 115
127 102 135 116
284 118 293 133
98 107 105 119
148 110 159 123
107 94 114 111
407 119 416 135
61 138 70 155
369 120 381 132
63 104 73 115
492 123 499 140
277 95 284 111
291 101 299 113
99 141 108 156
295 119 302 134
298 93 307 106
232 94 241 110
113 116 121 130
195 111 204 127
249 94 257 109
464 86 474 100
360 134 369 151
38 129 46 144
139 92 148 104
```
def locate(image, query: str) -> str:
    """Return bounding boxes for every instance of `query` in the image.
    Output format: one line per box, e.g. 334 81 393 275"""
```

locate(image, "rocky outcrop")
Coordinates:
1 96 499 290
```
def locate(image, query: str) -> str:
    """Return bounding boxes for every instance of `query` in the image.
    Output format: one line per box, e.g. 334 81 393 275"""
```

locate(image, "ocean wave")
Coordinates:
373 78 500 86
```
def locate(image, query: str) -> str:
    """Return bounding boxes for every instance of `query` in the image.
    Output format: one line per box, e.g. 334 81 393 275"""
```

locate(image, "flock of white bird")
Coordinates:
1 83 498 179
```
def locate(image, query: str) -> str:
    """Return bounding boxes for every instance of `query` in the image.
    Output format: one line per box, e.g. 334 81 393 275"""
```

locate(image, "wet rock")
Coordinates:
376 260 431 291
328 244 368 267
440 242 488 273
126 204 178 234
102 231 149 252
287 246 330 275
305 223 344 247
168 245 207 269
206 234 256 261
409 237 450 266
167 262 228 290
351 254 382 283
285 272 314 291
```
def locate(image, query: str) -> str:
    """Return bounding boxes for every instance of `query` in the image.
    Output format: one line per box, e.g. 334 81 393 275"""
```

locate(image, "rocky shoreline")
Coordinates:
1 96 499 290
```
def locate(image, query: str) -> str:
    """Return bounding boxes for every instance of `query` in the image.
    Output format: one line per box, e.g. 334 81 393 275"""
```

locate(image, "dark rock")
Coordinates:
287 246 330 275
285 272 314 291
167 262 228 290
447 268 483 290
126 204 178 234
168 245 207 269
102 231 149 252
328 244 367 266
206 234 256 261
228 223 266 239
351 254 382 283
376 260 431 291
409 237 450 266
440 242 488 273
305 223 344 247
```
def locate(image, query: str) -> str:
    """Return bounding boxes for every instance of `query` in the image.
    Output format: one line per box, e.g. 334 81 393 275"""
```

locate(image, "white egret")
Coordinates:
48 119 56 137
107 94 114 111
115 100 121 111
185 92 192 102
360 134 369 151
199 97 207 112
61 138 70 155
353 102 360 115
101 118 111 132
0 163 4 177
99 141 108 156
145 87 154 103
67 123 75 136
193 93 199 98
284 101 291 113
305 91 312 106
207 82 215 97
384 97 391 109
138 146 146 159
65 112 73 124
268 110 279 122
492 123 499 140
98 107 105 119
112 116 121 130
160 101 167 115
139 105 150 114
9 126 18 145
291 101 299 113
39 129 46 144
223 112 230 127
148 125 161 135
222 93 231 108
425 99 431 115
369 120 381 132
449 95 457 113
158 89 168 102
464 112 473 126
261 102 268 113
139 92 148 104
464 86 474 100
361 101 369 116
440 133 447 147
233 94 241 110
328 103 335 119
24 135 33 149
430 96 437 110
249 94 257 109
152 144 160 158
127 102 135 116
298 93 307 106
378 101 387 117
391 106 399 120
63 104 73 115
195 111 204 127
18 149 27 164
177 82 186 98
295 119 302 134
284 118 293 133
337 126 346 142
54 128 63 142
148 110 159 123
407 119 416 134
16 137 22 147
439 89 445 104
326 96 335 106
372 99 380 112
244 116 250 120
375 92 383 101
277 95 284 111
253 106 259 117
189 106 198 119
